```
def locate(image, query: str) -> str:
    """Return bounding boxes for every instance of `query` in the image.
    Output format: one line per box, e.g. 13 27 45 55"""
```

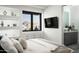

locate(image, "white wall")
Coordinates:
70 6 79 41
44 6 63 45
71 6 79 30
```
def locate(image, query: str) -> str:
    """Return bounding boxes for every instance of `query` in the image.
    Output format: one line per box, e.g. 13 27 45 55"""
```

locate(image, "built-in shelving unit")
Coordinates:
0 6 21 37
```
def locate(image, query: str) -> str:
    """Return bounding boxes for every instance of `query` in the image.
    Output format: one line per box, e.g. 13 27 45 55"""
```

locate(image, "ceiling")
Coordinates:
28 5 50 10
2 5 50 10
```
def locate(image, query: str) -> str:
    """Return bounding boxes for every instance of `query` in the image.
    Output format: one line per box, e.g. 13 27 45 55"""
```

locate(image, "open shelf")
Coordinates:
0 27 19 30
0 15 20 20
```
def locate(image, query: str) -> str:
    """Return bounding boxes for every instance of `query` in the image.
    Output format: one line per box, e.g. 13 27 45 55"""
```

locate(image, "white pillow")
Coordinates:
0 36 18 53
19 38 27 49
11 38 23 53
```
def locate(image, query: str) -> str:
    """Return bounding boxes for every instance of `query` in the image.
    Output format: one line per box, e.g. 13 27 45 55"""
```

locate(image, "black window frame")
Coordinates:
22 10 42 32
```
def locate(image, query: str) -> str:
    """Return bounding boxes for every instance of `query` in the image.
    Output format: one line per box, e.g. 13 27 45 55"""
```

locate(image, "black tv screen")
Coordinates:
44 17 59 28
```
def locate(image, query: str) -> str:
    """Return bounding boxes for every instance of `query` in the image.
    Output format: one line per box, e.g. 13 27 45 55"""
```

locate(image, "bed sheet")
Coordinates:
23 39 58 53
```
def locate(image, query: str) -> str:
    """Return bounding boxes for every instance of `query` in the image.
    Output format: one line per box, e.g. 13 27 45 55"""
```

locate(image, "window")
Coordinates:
22 14 31 31
22 11 42 32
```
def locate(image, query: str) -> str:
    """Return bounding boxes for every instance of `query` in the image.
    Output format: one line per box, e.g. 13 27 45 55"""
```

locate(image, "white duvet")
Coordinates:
23 39 58 53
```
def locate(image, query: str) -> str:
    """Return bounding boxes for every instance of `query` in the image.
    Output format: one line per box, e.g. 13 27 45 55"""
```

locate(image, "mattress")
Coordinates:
23 39 58 53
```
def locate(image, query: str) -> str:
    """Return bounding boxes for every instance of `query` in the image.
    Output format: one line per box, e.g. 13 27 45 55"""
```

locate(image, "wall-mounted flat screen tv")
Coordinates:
44 17 59 28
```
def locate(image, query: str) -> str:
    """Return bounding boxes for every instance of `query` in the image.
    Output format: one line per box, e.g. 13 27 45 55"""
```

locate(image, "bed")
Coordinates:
23 38 74 53
0 38 74 53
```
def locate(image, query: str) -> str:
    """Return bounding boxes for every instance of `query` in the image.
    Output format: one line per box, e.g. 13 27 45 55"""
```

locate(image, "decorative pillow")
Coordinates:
11 38 23 53
19 38 27 49
0 35 18 53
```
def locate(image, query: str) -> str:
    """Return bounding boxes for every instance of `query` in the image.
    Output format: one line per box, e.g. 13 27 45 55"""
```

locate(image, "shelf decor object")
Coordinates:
11 11 16 16
1 21 4 27
3 10 7 16
11 11 14 16
13 24 17 27
7 24 10 27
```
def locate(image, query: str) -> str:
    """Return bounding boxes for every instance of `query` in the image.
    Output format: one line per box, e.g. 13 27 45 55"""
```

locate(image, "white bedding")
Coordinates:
23 39 58 53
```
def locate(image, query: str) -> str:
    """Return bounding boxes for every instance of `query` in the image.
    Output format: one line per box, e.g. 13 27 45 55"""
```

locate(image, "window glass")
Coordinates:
22 14 31 31
33 14 40 31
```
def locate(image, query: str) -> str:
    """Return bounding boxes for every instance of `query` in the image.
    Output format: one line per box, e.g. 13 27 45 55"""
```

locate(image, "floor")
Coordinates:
67 44 79 53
